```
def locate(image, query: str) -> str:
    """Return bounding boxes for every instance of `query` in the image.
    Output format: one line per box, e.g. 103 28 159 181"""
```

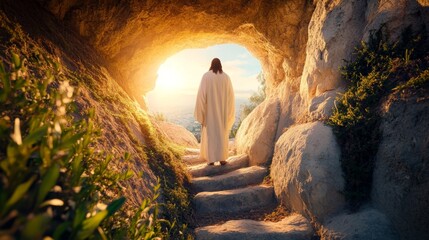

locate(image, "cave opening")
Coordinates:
146 43 263 138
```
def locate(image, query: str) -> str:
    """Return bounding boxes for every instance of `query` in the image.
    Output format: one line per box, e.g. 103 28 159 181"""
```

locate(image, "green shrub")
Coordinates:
394 69 429 91
0 18 167 238
0 50 128 238
328 26 429 209
0 10 193 239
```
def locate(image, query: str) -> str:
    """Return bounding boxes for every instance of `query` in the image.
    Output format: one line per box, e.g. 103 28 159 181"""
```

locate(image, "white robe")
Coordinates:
194 70 235 163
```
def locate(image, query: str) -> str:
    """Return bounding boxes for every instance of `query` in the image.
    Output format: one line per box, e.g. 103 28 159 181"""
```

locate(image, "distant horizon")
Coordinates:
146 43 262 126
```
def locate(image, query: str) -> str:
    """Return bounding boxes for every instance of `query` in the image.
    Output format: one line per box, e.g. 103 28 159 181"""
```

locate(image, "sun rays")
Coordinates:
147 44 262 118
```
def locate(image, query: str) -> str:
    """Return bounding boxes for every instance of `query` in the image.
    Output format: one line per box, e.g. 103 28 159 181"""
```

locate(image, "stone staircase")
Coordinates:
183 148 314 240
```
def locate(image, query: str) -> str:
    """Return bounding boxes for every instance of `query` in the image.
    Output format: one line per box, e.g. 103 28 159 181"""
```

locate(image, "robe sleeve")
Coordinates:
226 76 235 130
194 76 207 126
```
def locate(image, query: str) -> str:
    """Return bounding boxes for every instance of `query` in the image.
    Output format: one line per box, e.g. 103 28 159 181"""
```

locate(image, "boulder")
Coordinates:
321 208 398 240
271 121 345 222
153 120 199 148
308 89 342 121
371 93 429 240
235 98 280 166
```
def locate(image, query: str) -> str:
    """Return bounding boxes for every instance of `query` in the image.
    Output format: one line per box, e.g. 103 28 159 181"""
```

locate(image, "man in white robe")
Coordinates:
194 58 235 165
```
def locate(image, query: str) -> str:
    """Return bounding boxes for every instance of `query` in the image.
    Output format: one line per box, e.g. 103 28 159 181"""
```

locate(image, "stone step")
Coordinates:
183 154 206 166
195 213 314 240
184 147 200 155
194 185 275 216
188 154 249 178
191 166 267 192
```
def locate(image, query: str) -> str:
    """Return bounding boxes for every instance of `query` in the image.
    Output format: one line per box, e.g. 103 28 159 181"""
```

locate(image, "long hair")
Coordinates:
209 58 223 74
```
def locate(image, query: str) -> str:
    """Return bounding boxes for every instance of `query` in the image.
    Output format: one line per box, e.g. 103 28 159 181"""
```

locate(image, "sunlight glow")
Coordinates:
146 44 262 126
156 59 183 90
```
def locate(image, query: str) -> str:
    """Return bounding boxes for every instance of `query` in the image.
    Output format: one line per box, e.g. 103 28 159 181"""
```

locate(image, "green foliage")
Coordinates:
127 184 161 239
0 13 173 239
394 69 429 91
0 50 131 239
0 10 193 239
107 183 164 240
132 110 193 240
328 26 429 209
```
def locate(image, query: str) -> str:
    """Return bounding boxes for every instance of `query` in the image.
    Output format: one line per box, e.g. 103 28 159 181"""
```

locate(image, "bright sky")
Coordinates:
146 44 262 115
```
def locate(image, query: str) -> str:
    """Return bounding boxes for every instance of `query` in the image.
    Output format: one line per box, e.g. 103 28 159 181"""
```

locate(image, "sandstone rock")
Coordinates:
35 0 315 100
372 93 429 240
191 166 267 192
417 0 429 6
271 121 345 222
363 0 429 43
193 185 275 216
308 88 342 121
299 0 429 108
321 208 398 240
27 0 429 119
153 120 199 148
182 154 206 166
189 154 249 178
272 80 307 140
235 98 280 166
300 0 367 103
195 213 314 240
184 147 200 155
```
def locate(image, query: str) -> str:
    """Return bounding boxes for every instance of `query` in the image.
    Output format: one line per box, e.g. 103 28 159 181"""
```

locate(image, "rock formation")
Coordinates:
235 98 280 166
152 119 199 148
271 121 345 222
321 207 399 240
372 91 429 240
2 0 428 238
35 0 315 108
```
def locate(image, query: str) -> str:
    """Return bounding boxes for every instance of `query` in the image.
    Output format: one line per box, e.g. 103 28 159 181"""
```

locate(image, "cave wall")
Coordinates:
372 90 429 240
33 0 429 179
35 0 315 107
35 0 429 126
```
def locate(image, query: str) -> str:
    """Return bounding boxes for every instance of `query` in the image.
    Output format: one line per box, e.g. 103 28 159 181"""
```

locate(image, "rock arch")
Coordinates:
37 0 429 166
37 0 429 157
38 0 314 106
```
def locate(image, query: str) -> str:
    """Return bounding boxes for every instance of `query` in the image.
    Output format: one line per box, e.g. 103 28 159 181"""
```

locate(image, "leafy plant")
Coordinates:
132 110 193 240
328 26 429 209
0 10 194 239
0 48 168 239
0 50 129 239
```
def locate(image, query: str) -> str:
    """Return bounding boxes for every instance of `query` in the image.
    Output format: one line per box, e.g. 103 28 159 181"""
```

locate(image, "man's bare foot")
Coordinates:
220 160 227 165
208 162 214 166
